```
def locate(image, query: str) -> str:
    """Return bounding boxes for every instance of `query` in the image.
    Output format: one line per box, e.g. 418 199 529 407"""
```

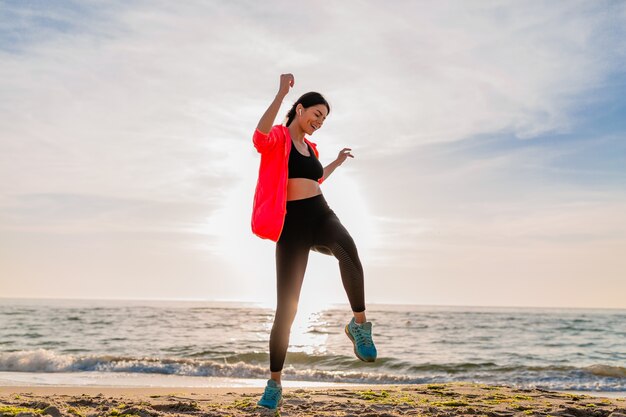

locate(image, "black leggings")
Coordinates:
269 193 365 372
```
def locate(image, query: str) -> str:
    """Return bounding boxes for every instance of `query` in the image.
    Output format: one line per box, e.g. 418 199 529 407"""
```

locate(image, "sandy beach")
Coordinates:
1 382 625 417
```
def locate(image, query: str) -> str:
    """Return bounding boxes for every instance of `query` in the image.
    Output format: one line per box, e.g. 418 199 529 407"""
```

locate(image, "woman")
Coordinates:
252 73 377 410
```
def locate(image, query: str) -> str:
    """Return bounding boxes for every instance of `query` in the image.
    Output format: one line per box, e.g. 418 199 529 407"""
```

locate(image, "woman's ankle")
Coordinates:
353 310 367 324
270 371 282 385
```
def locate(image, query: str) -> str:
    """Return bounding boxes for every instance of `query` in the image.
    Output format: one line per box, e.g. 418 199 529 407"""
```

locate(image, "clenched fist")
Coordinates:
278 73 294 98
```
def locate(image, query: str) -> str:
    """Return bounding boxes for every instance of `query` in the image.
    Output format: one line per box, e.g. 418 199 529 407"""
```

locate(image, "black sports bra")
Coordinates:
288 139 324 181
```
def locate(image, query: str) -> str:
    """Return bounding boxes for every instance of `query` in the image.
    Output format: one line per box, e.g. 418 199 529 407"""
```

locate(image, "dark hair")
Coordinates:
285 92 331 127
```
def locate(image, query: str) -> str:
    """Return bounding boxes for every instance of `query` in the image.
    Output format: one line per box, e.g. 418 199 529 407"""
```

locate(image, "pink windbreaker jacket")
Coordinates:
251 124 325 242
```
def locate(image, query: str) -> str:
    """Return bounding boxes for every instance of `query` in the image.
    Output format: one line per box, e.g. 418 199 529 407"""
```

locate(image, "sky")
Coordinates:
1 0 625 310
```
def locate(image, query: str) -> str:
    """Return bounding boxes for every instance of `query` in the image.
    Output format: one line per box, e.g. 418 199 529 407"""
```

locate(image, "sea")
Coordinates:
1 298 625 397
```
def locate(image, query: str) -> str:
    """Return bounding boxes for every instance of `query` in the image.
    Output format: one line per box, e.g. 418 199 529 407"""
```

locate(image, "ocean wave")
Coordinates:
407 362 500 373
584 364 626 378
2 349 626 392
0 349 267 378
220 351 399 369
0 349 413 384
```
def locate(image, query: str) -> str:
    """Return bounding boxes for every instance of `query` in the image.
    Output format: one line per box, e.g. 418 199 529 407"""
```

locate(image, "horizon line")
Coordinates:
0 296 623 312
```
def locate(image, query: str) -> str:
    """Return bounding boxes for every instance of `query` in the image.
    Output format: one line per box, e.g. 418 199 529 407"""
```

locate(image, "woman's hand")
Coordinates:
336 148 354 165
322 148 353 181
277 73 294 98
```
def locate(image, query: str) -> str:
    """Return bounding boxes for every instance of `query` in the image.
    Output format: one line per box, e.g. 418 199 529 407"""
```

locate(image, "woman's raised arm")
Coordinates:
256 74 294 134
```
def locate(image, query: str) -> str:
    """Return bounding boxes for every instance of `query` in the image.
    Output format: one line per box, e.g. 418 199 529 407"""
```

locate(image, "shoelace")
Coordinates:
352 324 373 347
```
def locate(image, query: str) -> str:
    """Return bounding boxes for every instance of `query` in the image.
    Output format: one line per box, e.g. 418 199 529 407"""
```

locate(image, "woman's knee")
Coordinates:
329 233 362 264
314 217 357 255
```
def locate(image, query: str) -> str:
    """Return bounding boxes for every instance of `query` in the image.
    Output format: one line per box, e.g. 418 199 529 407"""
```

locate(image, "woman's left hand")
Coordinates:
336 148 354 165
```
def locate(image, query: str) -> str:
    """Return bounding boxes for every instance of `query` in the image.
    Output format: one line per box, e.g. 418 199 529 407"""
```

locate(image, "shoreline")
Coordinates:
2 372 624 398
1 384 625 399
1 382 625 416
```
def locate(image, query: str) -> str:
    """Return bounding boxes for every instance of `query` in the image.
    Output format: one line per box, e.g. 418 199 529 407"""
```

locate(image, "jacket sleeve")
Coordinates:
253 127 277 153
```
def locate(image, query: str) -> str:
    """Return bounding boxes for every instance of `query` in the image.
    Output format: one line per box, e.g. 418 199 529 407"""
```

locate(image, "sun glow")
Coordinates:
288 302 331 355
202 153 380 308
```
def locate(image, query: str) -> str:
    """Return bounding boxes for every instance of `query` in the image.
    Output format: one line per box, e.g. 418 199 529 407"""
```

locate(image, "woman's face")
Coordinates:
298 104 328 135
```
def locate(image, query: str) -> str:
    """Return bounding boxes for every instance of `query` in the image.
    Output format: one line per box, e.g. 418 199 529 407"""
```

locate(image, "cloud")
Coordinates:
1 1 625 306
312 1 626 152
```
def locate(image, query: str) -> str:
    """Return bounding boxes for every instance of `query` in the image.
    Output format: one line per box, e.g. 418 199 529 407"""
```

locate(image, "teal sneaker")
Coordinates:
257 378 282 409
345 317 377 362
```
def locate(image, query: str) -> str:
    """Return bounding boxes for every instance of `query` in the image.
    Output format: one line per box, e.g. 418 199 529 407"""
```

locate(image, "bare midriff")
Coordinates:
286 178 322 201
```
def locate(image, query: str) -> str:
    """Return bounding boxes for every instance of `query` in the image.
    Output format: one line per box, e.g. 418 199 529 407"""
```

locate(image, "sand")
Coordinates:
1 382 625 417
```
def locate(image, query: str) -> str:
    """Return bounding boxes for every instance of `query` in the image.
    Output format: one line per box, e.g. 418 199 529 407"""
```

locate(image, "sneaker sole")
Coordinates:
344 324 376 362
257 398 283 410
